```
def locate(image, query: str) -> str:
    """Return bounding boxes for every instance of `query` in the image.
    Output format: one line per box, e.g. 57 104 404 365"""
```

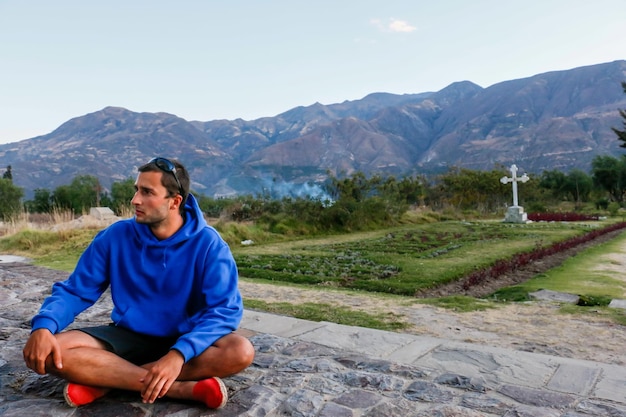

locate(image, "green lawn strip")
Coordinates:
418 295 499 312
243 299 409 331
558 303 626 326
488 228 626 328
241 277 499 326
3 220 625 328
0 228 97 272
239 275 427 332
491 231 626 301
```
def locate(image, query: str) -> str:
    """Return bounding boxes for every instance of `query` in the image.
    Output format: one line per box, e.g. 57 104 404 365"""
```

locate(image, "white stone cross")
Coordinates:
500 164 529 207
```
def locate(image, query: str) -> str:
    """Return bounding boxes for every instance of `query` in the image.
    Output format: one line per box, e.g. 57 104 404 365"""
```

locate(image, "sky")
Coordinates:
1 1 624 144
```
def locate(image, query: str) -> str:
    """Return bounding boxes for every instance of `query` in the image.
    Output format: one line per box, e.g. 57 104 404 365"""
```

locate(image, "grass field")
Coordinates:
233 220 607 296
492 230 626 301
3 217 626 329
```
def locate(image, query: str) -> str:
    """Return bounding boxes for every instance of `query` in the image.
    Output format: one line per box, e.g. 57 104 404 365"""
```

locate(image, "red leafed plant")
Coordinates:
527 212 601 222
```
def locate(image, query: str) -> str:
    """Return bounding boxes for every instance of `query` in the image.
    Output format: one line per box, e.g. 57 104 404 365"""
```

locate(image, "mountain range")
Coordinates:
2 60 625 199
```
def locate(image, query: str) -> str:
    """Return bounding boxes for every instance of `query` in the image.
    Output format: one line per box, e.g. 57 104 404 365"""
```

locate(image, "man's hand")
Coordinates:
23 328 62 375
140 350 185 403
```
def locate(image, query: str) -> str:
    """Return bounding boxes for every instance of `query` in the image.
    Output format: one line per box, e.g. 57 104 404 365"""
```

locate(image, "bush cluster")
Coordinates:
12 154 626 230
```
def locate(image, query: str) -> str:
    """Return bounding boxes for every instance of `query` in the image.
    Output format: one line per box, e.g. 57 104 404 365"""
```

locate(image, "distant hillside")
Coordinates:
1 60 625 198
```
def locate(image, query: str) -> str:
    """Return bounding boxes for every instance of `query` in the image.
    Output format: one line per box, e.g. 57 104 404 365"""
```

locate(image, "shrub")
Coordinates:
595 198 610 210
526 202 547 213
488 286 531 302
577 295 612 307
608 202 621 216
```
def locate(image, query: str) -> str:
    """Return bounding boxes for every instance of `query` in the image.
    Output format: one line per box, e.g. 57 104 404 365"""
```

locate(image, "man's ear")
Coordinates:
171 194 184 210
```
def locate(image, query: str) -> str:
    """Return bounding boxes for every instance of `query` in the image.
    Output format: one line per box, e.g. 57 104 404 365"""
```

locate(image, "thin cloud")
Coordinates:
370 18 417 33
389 19 417 33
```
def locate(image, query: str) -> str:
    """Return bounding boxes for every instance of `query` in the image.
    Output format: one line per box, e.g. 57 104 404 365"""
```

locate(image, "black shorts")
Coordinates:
78 324 179 365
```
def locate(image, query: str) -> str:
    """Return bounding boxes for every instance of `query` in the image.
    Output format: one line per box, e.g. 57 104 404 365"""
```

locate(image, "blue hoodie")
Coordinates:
31 194 243 362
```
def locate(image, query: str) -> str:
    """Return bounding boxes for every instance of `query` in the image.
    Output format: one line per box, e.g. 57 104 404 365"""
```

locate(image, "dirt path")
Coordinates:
240 232 626 365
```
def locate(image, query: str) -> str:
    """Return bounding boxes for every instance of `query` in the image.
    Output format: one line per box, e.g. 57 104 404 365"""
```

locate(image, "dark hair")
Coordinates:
138 158 190 209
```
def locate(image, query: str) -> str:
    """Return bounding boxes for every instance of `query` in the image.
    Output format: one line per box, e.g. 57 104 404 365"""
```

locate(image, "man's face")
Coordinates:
131 171 175 225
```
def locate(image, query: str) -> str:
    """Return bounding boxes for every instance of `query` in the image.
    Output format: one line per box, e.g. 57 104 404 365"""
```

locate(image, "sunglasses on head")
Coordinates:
149 157 184 198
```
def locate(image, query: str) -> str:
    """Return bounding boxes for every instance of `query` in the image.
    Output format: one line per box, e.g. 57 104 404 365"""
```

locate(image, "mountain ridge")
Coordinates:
2 60 625 198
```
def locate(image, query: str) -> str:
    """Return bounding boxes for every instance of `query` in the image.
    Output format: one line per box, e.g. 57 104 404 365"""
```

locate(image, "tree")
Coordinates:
0 178 23 219
52 175 101 214
25 188 52 213
538 170 568 200
613 81 626 148
2 165 12 181
322 172 416 230
377 175 424 207
434 167 511 213
109 178 136 215
326 172 371 203
591 155 626 203
563 169 593 204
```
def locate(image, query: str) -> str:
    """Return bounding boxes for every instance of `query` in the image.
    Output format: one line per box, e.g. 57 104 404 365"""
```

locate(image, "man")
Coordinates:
23 157 254 409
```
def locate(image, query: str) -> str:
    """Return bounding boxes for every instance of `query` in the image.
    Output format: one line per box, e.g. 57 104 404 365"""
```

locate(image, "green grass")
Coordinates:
0 228 97 271
559 303 626 326
234 220 626 325
490 231 626 300
234 221 599 296
420 295 498 312
3 218 626 330
244 299 409 331
3 220 619 299
486 231 626 324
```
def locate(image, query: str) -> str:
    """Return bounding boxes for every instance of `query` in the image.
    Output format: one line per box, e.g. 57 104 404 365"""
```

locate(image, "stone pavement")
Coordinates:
2 261 626 416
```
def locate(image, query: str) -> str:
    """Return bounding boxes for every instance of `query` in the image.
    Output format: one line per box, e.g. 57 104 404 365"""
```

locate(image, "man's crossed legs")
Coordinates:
24 325 255 409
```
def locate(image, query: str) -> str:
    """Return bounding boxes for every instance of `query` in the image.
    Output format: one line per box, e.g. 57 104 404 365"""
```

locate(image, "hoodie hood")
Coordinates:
130 194 208 269
131 193 207 247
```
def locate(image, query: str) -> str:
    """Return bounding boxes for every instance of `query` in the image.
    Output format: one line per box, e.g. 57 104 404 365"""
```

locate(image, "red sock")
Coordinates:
192 377 228 409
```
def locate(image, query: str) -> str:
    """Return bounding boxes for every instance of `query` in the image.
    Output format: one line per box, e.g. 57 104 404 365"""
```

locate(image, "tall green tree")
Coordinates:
563 169 593 204
52 175 101 214
109 178 136 215
613 81 626 148
538 170 568 200
433 167 511 212
0 178 23 219
25 188 52 213
591 155 626 203
2 165 13 181
322 172 415 230
326 172 371 203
